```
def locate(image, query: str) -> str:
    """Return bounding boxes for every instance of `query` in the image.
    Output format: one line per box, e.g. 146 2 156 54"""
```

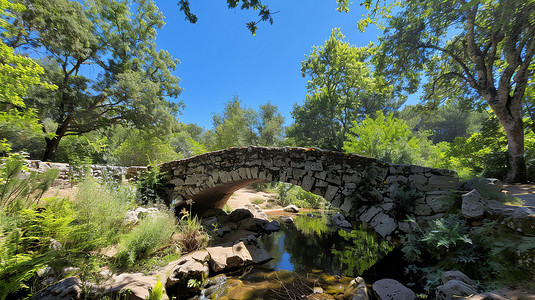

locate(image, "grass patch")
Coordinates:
116 211 176 268
252 198 264 205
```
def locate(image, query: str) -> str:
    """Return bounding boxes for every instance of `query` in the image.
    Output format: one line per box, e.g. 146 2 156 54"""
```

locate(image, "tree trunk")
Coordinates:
43 136 62 162
502 117 527 183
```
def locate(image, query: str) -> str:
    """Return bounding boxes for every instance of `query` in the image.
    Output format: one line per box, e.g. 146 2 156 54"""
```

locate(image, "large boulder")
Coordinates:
165 250 210 295
31 276 83 300
264 220 281 232
332 213 353 230
436 280 478 300
228 209 254 222
237 217 268 232
462 178 503 193
283 205 299 213
344 277 369 300
103 272 159 300
244 204 269 221
462 189 487 219
372 279 415 300
206 235 271 273
441 270 475 286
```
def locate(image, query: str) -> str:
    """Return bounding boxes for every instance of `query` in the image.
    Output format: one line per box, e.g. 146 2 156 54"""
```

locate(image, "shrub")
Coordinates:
0 152 58 214
72 177 133 249
276 183 324 209
177 208 209 254
116 211 176 267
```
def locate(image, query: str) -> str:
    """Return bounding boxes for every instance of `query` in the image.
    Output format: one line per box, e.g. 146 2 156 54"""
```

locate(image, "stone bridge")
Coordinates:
158 146 462 236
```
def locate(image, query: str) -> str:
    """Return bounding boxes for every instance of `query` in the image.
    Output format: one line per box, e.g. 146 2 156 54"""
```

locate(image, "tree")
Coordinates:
0 0 56 154
398 104 487 144
4 0 182 161
343 111 422 164
212 96 256 149
287 28 402 151
256 101 285 146
375 0 535 182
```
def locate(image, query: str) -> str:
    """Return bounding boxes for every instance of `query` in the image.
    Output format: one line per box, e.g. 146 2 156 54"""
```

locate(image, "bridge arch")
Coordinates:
158 146 461 236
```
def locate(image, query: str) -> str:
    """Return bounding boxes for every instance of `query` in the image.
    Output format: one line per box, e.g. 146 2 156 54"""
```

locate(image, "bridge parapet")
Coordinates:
158 146 461 236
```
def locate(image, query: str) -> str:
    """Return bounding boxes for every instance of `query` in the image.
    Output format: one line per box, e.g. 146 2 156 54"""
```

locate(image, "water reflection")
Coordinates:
259 213 394 277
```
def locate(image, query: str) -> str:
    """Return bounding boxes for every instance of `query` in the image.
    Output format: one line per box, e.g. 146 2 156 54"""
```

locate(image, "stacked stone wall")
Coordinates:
25 160 146 187
159 146 462 236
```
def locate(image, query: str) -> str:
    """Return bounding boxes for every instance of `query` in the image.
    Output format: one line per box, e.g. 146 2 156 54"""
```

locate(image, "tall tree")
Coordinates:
0 0 55 154
4 0 182 161
211 96 257 150
375 0 535 182
287 28 402 151
256 101 284 146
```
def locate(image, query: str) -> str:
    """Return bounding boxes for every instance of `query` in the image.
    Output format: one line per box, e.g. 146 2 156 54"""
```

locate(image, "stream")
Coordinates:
198 211 406 299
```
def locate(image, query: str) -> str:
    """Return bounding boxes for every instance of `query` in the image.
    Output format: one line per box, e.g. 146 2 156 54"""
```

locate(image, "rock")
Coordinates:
513 207 534 219
199 274 228 300
202 216 219 229
283 205 299 213
199 208 228 218
245 204 269 221
104 272 158 300
462 189 487 219
372 278 415 300
332 213 352 229
166 250 210 295
463 178 503 193
436 279 478 300
344 277 369 300
124 207 160 225
228 208 254 222
238 217 268 232
218 229 258 244
207 235 271 273
441 270 475 286
370 212 397 237
280 216 294 223
264 220 281 232
31 276 83 300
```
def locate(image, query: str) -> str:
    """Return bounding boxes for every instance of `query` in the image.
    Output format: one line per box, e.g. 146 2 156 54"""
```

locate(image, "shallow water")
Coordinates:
259 212 394 278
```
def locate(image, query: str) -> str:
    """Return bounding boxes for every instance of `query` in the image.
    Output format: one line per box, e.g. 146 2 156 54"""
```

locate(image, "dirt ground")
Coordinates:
503 184 535 208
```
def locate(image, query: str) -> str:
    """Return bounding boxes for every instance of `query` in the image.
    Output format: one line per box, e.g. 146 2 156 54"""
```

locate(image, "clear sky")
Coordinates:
153 1 384 129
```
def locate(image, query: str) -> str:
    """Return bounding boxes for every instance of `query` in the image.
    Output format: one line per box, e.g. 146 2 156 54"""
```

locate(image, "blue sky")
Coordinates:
153 1 385 129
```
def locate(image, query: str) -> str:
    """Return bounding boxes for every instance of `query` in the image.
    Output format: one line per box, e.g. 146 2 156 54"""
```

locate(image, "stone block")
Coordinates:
293 169 306 179
304 160 323 171
414 203 433 216
314 171 327 180
370 212 397 237
408 174 428 186
324 185 339 202
426 191 453 213
340 198 353 212
301 175 315 192
359 206 382 223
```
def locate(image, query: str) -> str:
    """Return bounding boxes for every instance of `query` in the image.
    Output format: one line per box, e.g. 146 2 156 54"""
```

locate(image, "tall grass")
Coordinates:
72 176 134 249
116 211 176 267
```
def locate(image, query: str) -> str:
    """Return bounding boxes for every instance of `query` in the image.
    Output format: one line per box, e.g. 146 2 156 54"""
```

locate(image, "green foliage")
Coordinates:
211 97 284 150
276 183 324 209
72 177 133 249
116 212 176 268
111 128 178 166
146 280 164 300
288 29 402 151
293 214 329 236
344 111 439 165
177 208 209 254
4 0 182 161
332 225 394 276
137 166 170 206
376 0 535 182
0 153 59 214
